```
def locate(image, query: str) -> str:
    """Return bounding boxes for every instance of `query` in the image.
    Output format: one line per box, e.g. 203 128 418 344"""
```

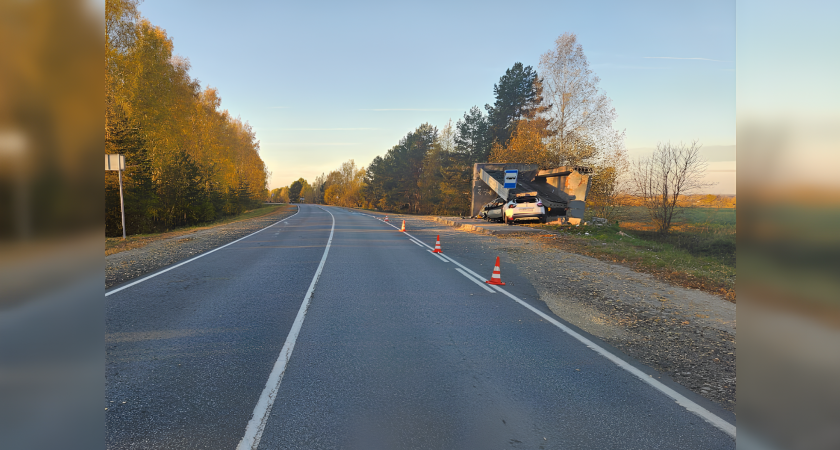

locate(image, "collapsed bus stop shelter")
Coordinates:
471 163 593 225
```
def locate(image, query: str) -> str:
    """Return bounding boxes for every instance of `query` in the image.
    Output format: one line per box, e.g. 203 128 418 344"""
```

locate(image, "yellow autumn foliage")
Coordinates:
489 118 555 169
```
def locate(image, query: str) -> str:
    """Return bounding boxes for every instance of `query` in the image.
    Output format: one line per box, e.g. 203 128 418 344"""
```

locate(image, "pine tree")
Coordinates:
455 106 492 163
484 63 546 147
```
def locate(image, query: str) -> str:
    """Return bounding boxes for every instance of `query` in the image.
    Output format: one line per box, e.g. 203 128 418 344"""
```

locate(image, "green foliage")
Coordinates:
485 63 544 146
455 106 492 163
362 124 437 213
289 179 304 202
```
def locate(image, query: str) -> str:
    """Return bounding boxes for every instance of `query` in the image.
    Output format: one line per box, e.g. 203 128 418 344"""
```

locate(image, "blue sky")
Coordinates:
138 0 735 193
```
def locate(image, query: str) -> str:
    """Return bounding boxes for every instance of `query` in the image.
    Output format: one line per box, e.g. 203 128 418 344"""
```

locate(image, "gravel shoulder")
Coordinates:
106 206 298 289
372 211 737 412
504 233 736 411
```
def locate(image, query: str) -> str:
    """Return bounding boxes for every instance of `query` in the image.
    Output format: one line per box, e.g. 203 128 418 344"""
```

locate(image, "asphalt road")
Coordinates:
106 205 735 449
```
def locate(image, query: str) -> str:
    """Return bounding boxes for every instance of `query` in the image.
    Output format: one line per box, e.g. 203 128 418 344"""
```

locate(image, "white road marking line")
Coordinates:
488 284 736 438
237 207 336 450
455 268 495 292
364 214 735 438
439 254 487 281
410 239 425 248
404 232 434 250
105 207 300 297
427 250 448 262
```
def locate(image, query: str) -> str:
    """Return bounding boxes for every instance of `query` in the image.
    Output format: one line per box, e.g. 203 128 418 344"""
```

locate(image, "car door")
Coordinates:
487 199 504 219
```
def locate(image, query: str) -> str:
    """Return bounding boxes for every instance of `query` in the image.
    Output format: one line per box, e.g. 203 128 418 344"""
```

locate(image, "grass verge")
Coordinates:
530 223 736 302
105 204 294 256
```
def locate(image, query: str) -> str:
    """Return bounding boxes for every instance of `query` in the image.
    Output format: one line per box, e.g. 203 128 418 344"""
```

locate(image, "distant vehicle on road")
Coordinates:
503 195 546 224
480 197 506 222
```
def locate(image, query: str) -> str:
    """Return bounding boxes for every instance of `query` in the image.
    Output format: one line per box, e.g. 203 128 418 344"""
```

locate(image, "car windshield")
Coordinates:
518 197 537 203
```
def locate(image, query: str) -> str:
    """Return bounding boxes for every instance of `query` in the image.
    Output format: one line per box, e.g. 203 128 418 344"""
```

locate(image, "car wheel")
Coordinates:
540 216 547 224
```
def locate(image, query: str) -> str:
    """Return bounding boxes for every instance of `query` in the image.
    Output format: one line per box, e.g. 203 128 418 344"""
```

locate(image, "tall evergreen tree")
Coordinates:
289 178 307 202
454 106 492 163
362 123 437 213
484 63 545 147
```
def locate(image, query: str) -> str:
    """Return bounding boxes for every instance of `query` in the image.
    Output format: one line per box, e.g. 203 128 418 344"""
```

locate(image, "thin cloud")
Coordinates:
276 128 378 131
360 108 461 111
262 142 359 146
644 57 727 62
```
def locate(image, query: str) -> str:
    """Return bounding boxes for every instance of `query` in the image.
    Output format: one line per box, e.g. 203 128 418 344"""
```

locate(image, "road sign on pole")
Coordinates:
106 154 127 239
504 169 518 189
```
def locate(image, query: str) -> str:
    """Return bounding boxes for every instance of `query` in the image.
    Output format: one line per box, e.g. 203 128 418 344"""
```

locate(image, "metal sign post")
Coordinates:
105 154 126 239
504 169 518 189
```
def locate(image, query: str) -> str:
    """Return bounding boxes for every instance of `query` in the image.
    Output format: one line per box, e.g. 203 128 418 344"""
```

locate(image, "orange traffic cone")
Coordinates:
485 256 505 285
384 215 389 222
399 220 406 232
432 235 442 253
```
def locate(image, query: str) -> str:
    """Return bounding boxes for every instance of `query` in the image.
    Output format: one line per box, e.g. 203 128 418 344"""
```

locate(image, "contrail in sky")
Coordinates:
277 128 378 131
644 57 727 62
360 108 460 111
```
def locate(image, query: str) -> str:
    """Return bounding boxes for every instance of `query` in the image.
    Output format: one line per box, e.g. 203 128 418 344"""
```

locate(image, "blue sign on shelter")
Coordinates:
503 170 518 189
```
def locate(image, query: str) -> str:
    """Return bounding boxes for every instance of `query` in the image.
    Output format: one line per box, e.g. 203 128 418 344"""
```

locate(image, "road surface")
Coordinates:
106 205 735 449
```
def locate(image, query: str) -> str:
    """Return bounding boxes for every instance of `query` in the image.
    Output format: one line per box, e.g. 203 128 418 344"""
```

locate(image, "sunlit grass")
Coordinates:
532 208 736 301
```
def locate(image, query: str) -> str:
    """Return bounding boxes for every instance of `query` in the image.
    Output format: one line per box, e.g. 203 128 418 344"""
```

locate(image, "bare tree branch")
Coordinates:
631 140 713 233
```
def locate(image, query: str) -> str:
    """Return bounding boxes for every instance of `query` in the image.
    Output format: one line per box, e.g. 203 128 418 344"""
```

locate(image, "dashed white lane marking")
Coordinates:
237 207 336 450
409 239 425 248
427 250 448 262
105 207 300 297
455 268 495 292
366 212 736 439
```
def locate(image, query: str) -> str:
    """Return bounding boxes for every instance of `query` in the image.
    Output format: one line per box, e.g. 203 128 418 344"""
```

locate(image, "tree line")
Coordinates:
106 0 269 236
275 33 712 234
284 33 628 217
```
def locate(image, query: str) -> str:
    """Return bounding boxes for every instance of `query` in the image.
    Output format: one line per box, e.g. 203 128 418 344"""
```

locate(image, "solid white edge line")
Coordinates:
105 207 301 297
489 284 736 438
368 215 735 438
427 250 448 262
236 207 336 450
455 268 495 292
410 239 425 248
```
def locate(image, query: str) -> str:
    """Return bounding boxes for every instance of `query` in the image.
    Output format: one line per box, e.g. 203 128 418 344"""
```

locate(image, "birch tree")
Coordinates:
539 33 625 167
